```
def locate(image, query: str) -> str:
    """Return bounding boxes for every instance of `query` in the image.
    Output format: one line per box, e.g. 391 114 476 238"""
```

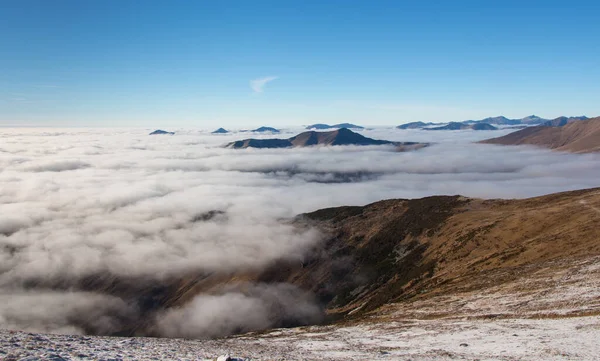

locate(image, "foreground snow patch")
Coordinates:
1 316 599 360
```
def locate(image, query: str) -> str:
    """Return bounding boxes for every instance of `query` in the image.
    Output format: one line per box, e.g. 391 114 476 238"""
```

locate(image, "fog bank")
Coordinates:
1 127 599 336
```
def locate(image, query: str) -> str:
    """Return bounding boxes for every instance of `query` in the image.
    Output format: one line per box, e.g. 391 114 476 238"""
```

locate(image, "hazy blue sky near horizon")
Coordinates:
1 0 599 127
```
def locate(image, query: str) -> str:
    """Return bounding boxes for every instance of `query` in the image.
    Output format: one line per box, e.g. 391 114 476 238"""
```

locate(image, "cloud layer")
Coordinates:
1 127 599 336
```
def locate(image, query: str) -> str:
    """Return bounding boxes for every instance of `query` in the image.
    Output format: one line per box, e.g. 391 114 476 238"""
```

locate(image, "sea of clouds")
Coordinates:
1 126 599 337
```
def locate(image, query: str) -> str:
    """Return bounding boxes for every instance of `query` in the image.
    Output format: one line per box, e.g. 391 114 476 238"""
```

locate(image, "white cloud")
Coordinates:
156 283 322 339
0 127 599 336
250 76 278 93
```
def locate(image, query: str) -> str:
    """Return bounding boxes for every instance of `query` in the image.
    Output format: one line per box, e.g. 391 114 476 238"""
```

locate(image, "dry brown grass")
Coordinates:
291 187 600 321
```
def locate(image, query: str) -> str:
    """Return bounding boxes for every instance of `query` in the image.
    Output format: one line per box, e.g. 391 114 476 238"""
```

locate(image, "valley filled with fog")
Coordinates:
1 126 600 337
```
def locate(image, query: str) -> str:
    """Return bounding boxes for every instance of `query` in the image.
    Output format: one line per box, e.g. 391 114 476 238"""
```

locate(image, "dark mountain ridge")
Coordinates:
426 122 497 131
149 129 174 135
398 115 592 129
226 128 427 150
397 121 436 129
211 128 229 134
306 123 365 130
252 126 280 133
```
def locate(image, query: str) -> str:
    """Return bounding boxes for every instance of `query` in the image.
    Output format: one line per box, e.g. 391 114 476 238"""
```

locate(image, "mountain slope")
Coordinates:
283 187 600 318
480 116 600 153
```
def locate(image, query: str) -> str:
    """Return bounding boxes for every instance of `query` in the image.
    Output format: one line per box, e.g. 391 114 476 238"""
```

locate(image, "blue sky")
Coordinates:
1 0 599 127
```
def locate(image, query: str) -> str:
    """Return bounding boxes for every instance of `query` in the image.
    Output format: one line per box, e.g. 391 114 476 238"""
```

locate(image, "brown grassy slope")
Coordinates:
479 116 600 153
274 187 600 319
161 188 600 323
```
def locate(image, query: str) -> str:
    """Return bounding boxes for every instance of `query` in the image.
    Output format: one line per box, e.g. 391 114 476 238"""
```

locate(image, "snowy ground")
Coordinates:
2 316 599 361
378 255 600 321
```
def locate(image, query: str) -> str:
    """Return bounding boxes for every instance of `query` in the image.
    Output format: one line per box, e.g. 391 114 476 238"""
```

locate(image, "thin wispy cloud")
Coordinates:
250 76 278 93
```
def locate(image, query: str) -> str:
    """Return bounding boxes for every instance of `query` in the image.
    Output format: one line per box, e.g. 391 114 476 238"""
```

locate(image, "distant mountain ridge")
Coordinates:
252 126 280 133
542 116 588 127
211 127 229 134
398 115 590 130
480 116 600 153
226 128 427 150
397 122 436 129
149 129 174 135
238 126 281 133
306 123 364 130
462 116 521 126
426 122 497 131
